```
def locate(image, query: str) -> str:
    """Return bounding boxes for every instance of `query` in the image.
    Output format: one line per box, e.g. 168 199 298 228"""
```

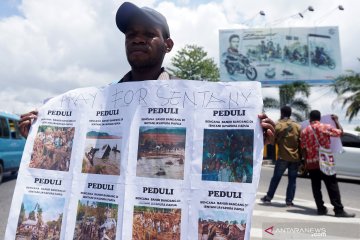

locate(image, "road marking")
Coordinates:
257 191 360 212
253 209 360 223
250 227 263 239
252 191 360 240
255 168 360 239
250 227 358 240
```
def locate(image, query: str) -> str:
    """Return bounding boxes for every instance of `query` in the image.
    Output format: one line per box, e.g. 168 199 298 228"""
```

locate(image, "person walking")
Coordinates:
261 106 301 206
301 110 355 217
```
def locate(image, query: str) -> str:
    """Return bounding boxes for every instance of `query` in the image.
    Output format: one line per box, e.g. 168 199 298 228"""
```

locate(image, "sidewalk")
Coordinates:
262 159 275 166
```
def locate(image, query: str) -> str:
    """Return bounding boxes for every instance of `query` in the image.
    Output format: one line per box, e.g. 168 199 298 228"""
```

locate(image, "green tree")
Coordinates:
56 213 63 231
333 71 360 121
263 81 311 121
29 210 35 220
18 203 25 227
37 206 43 227
167 44 219 81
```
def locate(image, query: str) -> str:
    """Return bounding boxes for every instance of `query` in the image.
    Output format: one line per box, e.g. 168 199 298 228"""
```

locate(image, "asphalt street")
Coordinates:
0 166 359 239
253 166 360 239
0 173 17 240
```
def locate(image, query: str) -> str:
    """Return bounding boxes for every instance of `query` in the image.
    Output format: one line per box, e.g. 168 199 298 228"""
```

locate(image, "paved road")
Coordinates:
252 166 360 239
0 173 17 240
1 166 359 239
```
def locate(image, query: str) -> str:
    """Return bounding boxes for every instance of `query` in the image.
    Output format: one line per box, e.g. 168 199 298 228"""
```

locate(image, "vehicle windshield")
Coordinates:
341 132 360 148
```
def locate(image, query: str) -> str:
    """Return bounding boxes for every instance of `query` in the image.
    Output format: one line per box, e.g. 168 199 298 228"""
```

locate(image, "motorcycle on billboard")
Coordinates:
222 52 258 81
310 47 336 69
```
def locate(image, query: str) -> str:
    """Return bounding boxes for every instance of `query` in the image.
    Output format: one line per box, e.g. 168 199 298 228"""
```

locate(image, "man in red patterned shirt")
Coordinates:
301 110 355 217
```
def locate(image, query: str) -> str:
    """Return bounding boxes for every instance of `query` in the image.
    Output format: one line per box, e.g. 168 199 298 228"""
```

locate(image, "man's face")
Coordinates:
125 19 168 69
229 37 240 50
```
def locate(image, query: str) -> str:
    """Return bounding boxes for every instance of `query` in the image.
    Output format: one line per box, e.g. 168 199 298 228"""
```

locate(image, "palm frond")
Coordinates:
291 112 304 122
291 99 310 113
263 97 280 109
332 73 360 121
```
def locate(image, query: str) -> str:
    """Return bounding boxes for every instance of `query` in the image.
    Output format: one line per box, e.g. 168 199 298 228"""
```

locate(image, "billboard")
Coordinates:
219 26 342 86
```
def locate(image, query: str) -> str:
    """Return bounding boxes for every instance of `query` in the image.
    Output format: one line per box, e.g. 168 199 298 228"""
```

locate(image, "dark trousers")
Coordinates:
308 169 344 213
267 159 299 203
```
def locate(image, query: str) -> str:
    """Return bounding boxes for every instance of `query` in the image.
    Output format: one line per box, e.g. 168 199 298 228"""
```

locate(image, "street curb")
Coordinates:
262 159 274 166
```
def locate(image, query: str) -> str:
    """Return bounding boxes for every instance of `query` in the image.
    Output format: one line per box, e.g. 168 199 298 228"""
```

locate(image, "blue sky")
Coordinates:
0 0 22 18
156 0 222 7
22 194 65 222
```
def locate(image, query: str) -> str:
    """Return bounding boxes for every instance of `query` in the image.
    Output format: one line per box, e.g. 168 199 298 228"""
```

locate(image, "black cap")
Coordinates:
116 2 170 38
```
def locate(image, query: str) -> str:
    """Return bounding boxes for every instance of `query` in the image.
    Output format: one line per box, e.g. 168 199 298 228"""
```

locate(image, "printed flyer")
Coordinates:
5 80 264 240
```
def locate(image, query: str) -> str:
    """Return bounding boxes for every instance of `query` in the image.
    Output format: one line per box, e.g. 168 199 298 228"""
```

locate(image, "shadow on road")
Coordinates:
259 202 319 215
259 202 289 208
286 205 319 216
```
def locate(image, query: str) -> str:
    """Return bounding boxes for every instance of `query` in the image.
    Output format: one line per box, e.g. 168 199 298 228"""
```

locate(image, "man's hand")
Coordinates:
258 113 275 145
19 110 38 138
331 114 343 134
331 114 339 122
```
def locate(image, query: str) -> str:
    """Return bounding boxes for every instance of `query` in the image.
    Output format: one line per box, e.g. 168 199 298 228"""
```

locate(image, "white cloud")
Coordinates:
0 0 128 113
0 0 359 128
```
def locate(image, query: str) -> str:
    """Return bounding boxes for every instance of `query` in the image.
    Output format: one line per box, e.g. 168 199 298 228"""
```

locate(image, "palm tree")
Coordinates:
263 81 311 121
333 71 360 121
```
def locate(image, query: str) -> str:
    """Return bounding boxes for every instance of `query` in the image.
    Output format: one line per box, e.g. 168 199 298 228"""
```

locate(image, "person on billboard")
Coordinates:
291 48 302 63
225 34 248 65
229 34 257 64
314 47 328 65
227 34 241 56
303 45 309 59
283 46 291 61
260 40 267 55
222 34 258 80
224 34 240 62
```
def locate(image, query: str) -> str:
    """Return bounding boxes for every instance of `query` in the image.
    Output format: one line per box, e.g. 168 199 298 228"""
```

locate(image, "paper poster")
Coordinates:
6 174 71 240
65 181 124 239
5 80 264 240
122 183 188 240
189 189 256 240
301 114 343 153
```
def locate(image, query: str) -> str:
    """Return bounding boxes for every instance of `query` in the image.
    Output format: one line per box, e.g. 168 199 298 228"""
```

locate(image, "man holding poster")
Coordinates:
13 2 275 240
301 110 355 218
19 2 275 142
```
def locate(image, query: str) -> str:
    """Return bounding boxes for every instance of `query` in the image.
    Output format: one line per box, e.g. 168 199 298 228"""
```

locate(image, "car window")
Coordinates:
0 117 10 138
9 119 22 139
341 133 360 148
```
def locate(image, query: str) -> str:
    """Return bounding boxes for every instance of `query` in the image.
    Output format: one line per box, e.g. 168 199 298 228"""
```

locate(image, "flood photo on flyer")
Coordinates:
82 129 122 175
136 127 186 180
